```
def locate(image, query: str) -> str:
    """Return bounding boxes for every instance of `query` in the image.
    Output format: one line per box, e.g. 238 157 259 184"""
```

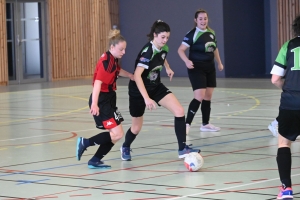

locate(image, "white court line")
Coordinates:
0 108 273 142
167 173 300 200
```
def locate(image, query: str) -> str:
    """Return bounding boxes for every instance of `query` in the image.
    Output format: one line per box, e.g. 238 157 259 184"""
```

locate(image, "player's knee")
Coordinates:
110 130 124 141
131 125 141 134
174 106 185 117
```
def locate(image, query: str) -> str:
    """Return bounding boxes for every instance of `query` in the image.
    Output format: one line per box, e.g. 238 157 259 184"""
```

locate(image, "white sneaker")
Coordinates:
200 124 220 132
268 123 278 137
186 124 190 135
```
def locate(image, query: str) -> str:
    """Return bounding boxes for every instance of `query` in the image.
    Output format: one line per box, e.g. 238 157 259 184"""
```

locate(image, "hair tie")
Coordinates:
157 19 163 23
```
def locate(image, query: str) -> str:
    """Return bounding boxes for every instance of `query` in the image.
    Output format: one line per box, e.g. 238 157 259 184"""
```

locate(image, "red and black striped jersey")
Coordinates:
92 51 120 92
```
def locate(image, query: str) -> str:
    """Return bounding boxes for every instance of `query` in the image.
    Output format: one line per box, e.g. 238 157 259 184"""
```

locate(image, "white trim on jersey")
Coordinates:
137 63 149 69
270 65 286 76
182 41 190 47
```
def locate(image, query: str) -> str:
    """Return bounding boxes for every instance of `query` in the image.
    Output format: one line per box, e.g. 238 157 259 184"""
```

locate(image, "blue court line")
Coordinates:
16 178 50 185
0 134 272 178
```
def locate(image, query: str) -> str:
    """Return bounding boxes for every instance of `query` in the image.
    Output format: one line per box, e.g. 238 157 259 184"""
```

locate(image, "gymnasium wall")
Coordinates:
119 0 278 78
118 0 225 78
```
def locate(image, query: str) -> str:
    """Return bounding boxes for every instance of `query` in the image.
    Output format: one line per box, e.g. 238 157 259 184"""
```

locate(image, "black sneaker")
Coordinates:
88 160 111 169
76 137 87 161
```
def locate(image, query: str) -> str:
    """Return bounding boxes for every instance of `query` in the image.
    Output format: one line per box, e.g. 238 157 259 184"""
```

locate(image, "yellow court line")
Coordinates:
0 94 89 125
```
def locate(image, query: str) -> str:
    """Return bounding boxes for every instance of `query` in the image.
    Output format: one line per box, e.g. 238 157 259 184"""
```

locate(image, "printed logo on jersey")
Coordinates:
161 53 166 60
210 34 214 39
103 118 116 129
114 110 123 121
147 65 163 83
205 42 216 52
183 37 189 41
140 57 150 63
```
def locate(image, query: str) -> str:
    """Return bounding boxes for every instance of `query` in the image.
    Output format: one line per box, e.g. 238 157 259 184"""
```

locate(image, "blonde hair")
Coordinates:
108 29 126 47
194 9 214 32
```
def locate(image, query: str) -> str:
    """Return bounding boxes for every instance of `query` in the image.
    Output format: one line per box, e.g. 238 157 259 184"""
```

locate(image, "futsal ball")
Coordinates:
184 152 204 172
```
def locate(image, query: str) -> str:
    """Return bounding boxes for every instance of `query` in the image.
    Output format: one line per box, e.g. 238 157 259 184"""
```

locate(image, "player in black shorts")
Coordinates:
178 9 224 134
76 29 134 168
120 20 200 161
271 15 300 199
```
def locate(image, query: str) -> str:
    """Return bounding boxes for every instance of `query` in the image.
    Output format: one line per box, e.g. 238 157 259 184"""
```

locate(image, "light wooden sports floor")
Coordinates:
0 77 299 200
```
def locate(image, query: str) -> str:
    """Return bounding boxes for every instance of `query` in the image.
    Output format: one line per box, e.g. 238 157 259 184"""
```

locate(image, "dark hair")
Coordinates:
147 20 170 41
292 15 300 36
194 9 213 31
108 29 126 48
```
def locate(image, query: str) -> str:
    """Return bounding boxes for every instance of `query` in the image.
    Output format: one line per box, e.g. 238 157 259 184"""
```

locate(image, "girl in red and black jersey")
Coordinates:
76 29 134 169
178 9 224 134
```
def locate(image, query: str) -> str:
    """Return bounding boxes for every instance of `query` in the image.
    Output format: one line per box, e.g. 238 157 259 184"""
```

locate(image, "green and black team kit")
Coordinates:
182 27 217 89
128 41 172 117
272 37 300 110
182 27 217 63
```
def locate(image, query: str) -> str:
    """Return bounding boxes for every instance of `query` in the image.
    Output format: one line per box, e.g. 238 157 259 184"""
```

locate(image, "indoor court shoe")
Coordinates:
88 160 111 169
200 124 220 132
186 124 190 135
120 146 132 161
76 137 87 161
277 187 293 199
178 145 201 159
268 122 278 137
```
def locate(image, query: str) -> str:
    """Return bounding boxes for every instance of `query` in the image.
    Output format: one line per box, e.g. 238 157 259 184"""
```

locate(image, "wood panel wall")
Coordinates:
277 0 300 47
0 0 8 85
49 0 119 80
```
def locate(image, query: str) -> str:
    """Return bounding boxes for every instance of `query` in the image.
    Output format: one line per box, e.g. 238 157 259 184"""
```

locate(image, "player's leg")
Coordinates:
88 124 124 168
121 94 145 161
158 92 200 158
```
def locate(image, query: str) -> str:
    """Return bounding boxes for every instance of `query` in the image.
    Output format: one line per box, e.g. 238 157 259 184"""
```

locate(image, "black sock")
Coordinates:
201 100 211 125
88 132 111 146
175 116 186 150
123 128 137 147
186 99 201 125
94 142 115 161
277 147 292 189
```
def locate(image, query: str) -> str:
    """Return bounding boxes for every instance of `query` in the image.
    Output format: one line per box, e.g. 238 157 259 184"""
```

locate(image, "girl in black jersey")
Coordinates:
178 9 224 134
271 15 300 199
76 29 134 169
120 20 200 161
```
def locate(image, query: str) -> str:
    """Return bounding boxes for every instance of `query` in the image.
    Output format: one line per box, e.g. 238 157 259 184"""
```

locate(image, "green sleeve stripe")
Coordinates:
275 41 289 66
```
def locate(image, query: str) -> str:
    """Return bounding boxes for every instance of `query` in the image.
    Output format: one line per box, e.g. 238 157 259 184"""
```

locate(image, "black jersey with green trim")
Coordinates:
271 37 300 110
182 27 217 63
131 41 168 88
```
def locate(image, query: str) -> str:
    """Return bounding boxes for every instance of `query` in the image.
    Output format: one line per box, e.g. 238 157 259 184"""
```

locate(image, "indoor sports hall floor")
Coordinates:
0 77 299 200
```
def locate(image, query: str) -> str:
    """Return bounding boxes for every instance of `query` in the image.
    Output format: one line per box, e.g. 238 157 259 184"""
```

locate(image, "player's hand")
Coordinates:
185 60 194 69
90 104 100 116
144 98 156 111
129 73 135 81
165 68 174 81
218 63 224 71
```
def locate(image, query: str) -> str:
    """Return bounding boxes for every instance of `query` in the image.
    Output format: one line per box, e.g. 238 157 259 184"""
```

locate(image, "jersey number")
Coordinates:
291 47 300 71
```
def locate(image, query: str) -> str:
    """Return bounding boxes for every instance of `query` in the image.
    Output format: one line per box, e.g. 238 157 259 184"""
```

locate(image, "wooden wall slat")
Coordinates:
277 0 300 48
0 0 8 85
48 0 119 80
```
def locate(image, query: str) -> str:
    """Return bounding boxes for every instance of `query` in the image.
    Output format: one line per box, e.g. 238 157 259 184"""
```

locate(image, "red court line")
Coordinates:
166 186 185 190
69 194 91 197
251 178 268 182
0 131 77 147
102 192 124 195
132 196 178 200
224 181 243 184
196 184 216 187
135 190 156 192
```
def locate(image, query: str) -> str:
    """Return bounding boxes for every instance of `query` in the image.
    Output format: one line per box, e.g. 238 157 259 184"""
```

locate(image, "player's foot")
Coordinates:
76 137 87 161
200 124 220 132
277 187 293 199
120 146 132 161
178 145 201 159
88 160 111 169
268 122 278 137
186 124 191 135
